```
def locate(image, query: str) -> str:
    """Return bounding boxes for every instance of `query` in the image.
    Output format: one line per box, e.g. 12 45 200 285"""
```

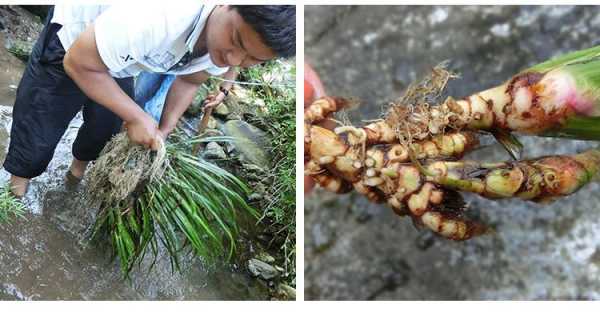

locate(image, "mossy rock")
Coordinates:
222 120 270 169
213 103 230 117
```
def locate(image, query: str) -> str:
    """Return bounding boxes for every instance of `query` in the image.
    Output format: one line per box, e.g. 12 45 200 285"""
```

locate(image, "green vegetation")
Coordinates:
0 185 26 224
237 60 296 285
7 39 33 62
88 133 257 277
88 60 296 286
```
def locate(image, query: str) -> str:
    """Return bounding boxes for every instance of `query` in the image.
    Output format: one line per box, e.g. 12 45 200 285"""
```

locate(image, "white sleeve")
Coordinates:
94 5 195 73
206 66 230 76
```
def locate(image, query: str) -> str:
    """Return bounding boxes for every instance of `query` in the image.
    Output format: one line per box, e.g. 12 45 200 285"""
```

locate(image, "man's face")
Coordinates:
205 6 277 68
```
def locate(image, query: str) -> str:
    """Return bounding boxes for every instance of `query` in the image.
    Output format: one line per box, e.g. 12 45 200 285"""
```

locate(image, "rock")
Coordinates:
248 193 263 201
224 142 236 154
255 251 275 264
0 35 25 107
0 6 44 61
242 163 265 172
201 129 223 137
222 120 270 168
201 142 226 159
311 223 335 252
231 85 251 99
213 103 230 117
254 98 267 113
277 283 296 300
247 258 279 280
206 116 217 129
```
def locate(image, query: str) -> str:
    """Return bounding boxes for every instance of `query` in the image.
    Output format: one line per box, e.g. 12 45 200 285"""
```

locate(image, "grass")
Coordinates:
88 133 258 277
7 39 34 62
236 60 297 285
0 185 26 224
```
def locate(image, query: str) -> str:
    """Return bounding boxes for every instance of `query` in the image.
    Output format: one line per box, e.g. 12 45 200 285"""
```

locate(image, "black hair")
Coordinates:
231 5 296 58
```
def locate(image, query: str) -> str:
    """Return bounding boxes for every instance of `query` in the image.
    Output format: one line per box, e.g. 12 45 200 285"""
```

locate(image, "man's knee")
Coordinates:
4 148 54 179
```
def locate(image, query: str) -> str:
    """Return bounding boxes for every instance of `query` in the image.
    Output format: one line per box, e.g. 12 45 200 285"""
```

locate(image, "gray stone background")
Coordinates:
305 5 600 300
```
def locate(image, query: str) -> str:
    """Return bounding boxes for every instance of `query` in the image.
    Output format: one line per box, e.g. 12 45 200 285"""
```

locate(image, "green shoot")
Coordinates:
0 185 26 224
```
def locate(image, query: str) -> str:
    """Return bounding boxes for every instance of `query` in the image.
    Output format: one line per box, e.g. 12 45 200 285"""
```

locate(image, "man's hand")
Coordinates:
124 113 162 150
65 23 163 150
202 91 227 112
158 127 169 141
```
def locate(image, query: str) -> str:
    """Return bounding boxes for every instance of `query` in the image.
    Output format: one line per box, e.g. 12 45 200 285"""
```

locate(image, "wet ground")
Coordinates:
0 35 24 107
0 44 270 301
305 5 600 300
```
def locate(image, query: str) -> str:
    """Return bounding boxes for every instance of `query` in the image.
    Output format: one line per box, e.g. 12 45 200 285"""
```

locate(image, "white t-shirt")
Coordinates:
51 3 229 78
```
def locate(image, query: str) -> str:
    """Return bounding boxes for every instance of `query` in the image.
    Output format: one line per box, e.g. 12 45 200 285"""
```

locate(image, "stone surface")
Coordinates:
201 141 226 159
202 129 224 137
277 283 296 300
0 6 43 60
0 8 29 107
248 259 279 280
305 5 600 300
256 251 276 264
213 103 230 117
206 116 217 129
222 120 270 169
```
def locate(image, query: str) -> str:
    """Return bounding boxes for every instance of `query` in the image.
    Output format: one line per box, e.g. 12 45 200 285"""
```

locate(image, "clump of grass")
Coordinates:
0 185 26 223
86 132 257 277
7 39 34 62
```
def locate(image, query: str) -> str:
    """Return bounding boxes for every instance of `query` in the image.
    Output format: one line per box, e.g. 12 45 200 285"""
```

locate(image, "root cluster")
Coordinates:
385 63 465 145
86 132 166 209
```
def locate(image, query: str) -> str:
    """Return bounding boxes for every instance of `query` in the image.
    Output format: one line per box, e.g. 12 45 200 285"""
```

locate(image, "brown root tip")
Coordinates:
458 222 491 241
330 97 352 110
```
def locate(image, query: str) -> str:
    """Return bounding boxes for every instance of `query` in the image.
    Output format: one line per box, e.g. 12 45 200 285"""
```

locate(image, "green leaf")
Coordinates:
528 45 600 73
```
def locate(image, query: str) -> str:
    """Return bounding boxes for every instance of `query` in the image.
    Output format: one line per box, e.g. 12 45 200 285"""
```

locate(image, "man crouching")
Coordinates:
4 4 295 197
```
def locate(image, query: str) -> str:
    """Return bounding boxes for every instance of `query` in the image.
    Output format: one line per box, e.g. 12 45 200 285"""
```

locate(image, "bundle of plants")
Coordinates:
304 45 600 241
86 132 257 276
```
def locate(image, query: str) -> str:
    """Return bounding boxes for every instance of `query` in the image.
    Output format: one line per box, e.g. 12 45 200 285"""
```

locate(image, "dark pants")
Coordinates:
3 7 134 179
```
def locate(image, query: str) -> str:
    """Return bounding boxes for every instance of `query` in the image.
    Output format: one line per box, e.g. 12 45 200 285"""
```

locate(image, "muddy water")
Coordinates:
0 71 270 300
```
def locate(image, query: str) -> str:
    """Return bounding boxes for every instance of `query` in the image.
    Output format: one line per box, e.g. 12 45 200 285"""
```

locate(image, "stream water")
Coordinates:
0 50 270 300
